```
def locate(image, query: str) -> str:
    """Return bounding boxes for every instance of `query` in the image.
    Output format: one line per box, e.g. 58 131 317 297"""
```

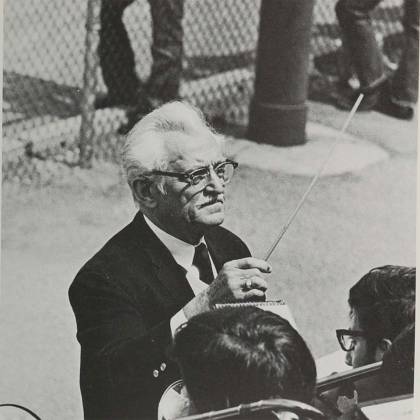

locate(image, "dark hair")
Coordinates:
348 265 415 347
172 307 317 413
382 322 415 393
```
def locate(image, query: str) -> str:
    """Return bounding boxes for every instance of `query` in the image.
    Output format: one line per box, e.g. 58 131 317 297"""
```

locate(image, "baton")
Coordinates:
264 94 364 261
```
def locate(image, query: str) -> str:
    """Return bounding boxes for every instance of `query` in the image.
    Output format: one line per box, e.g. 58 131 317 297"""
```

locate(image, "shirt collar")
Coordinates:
144 215 205 271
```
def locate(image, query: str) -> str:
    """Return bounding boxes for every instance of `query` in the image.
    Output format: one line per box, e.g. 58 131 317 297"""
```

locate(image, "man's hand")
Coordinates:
183 257 271 319
207 257 271 303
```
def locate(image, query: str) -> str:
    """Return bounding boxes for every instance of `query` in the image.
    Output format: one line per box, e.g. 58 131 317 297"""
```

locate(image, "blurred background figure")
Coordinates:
334 0 419 120
171 306 317 417
96 0 184 133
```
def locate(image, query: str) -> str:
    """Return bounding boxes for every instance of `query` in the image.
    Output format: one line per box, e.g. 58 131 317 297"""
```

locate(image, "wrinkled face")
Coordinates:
154 134 227 240
345 311 375 368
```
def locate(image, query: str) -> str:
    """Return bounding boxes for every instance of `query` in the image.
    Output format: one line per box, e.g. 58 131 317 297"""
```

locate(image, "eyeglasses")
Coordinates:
336 329 366 352
148 159 238 187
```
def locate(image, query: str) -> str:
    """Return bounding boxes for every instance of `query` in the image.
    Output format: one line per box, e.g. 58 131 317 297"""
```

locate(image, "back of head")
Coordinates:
172 307 316 413
381 322 415 394
348 265 415 343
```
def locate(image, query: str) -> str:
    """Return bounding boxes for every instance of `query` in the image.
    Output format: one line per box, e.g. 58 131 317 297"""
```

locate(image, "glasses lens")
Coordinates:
188 162 236 186
214 162 235 183
340 334 355 351
189 168 209 185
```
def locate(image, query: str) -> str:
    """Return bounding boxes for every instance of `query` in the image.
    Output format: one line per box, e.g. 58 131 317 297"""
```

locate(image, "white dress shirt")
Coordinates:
144 216 216 335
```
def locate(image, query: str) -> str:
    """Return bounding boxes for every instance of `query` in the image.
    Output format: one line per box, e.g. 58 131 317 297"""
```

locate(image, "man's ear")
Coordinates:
375 338 392 361
132 177 159 208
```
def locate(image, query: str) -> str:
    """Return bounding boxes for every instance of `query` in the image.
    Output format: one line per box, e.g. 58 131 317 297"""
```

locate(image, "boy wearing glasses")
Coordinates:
317 266 415 418
337 265 415 368
69 101 271 419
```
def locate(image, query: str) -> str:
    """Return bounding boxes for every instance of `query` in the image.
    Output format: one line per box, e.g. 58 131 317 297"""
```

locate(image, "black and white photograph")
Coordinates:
1 0 417 419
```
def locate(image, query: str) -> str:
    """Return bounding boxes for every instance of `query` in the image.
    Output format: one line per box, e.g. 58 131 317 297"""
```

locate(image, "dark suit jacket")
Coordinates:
69 212 250 420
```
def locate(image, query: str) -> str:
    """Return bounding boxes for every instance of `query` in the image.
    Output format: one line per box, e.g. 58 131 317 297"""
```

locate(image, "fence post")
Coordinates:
79 0 101 168
248 0 315 146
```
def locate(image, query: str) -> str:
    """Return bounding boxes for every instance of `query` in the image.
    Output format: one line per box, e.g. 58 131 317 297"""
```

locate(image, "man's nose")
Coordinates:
206 168 225 193
345 351 353 367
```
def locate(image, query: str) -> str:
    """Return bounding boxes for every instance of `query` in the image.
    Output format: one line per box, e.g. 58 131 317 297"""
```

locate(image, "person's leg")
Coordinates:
335 0 385 91
98 0 139 106
390 0 419 104
147 0 184 103
118 0 184 134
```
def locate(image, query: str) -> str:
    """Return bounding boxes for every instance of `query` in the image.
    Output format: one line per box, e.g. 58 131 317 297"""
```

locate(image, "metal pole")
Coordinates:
248 0 315 146
79 0 101 168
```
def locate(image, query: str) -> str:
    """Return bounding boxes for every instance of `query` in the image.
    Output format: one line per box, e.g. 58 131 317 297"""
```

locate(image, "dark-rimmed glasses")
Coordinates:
147 159 238 187
336 329 366 352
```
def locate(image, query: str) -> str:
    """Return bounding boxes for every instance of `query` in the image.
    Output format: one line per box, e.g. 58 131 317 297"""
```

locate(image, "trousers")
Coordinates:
98 0 184 104
336 0 419 103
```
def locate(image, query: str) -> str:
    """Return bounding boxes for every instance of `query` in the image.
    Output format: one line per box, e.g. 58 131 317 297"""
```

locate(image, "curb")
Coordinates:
225 121 389 177
2 109 389 179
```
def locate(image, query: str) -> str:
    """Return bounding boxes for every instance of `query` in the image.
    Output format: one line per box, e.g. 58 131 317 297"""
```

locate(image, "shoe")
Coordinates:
376 96 414 120
334 79 415 120
117 100 154 135
376 83 414 120
94 93 137 110
335 88 380 111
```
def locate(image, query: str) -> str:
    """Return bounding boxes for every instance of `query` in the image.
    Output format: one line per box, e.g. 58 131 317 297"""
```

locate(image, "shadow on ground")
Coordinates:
3 71 82 131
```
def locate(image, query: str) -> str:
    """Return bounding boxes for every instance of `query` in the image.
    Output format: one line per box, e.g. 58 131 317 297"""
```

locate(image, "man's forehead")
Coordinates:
165 132 224 168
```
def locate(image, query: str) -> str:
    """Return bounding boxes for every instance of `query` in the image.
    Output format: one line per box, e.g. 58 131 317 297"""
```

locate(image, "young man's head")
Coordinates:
172 307 317 413
337 265 415 368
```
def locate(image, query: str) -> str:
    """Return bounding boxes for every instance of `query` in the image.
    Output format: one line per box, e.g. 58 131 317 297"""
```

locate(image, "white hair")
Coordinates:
121 101 225 200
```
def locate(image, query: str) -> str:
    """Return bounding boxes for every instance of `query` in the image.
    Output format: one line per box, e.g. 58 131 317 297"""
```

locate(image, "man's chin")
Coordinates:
187 204 225 228
200 214 225 226
193 212 225 227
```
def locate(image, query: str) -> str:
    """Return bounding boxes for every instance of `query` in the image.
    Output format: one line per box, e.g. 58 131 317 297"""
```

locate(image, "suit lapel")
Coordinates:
131 213 194 311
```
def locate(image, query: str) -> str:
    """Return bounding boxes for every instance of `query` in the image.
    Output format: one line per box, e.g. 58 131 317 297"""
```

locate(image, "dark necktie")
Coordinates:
193 243 214 285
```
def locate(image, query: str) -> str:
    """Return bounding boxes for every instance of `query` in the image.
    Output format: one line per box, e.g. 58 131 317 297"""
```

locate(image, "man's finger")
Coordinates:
230 257 272 273
241 277 268 292
241 268 266 278
243 289 266 300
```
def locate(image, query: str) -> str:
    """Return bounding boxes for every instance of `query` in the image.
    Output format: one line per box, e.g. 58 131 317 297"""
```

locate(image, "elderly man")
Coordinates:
69 101 271 419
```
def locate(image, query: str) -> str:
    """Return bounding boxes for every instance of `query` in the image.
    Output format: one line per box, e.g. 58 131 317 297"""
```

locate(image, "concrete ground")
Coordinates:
1 101 417 419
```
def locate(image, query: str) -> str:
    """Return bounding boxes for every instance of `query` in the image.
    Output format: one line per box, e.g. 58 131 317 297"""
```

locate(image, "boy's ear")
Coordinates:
132 177 158 208
376 338 392 360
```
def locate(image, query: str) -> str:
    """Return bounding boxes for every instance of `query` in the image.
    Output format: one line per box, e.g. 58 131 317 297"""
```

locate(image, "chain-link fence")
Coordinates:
3 0 405 183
